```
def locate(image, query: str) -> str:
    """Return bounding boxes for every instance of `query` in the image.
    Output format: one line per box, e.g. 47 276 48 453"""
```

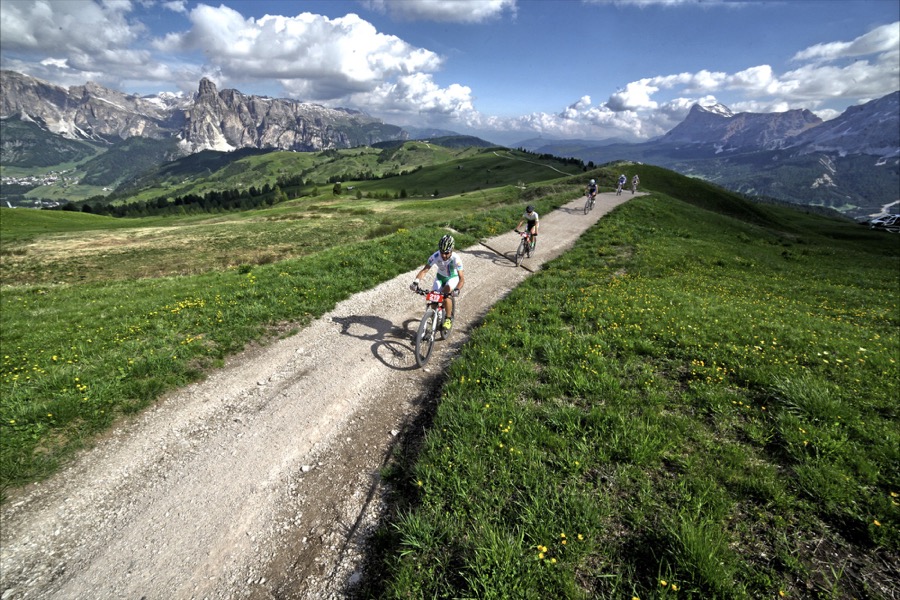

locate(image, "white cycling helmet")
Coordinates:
589 179 595 185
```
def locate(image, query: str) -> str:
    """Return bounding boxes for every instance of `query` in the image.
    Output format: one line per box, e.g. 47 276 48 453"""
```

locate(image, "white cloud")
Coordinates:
162 1 187 14
364 0 516 23
467 95 652 142
0 0 154 84
333 73 476 122
792 21 900 62
156 6 445 100
592 22 900 139
607 80 659 111
727 65 775 92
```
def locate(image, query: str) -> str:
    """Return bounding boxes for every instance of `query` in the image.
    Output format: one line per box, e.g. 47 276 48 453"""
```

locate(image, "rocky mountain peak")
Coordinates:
198 77 218 97
664 102 823 150
0 70 407 154
789 90 900 157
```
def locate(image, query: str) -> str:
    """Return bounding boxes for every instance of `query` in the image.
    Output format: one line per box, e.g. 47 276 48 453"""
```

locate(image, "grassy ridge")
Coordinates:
16 142 583 207
2 160 897 596
0 175 579 489
368 182 899 598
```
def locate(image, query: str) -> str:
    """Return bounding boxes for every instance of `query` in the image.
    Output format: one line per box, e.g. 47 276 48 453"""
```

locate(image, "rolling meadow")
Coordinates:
1 150 897 598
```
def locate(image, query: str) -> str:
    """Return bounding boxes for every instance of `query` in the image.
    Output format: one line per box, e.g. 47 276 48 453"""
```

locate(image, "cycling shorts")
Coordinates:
434 273 460 292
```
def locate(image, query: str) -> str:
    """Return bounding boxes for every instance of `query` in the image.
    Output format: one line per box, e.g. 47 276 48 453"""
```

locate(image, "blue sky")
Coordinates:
1 0 898 145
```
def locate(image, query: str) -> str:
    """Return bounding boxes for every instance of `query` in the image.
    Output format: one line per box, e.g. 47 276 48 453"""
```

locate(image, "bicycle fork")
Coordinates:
424 305 443 340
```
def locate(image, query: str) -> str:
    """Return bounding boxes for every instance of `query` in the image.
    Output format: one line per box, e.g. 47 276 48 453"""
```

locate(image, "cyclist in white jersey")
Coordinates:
515 205 539 250
410 234 465 330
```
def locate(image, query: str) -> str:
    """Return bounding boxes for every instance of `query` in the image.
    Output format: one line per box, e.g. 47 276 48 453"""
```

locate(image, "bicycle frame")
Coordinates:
413 288 452 367
514 229 534 266
421 289 446 313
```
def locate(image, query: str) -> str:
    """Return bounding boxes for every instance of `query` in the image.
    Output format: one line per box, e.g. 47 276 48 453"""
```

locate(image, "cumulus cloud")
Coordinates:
156 5 445 100
364 0 516 23
160 1 188 14
282 12 895 143
0 0 148 68
596 22 900 138
334 73 476 122
607 80 660 111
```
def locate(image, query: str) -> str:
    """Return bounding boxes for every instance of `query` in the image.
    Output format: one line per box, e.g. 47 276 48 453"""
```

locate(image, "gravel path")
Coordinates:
0 192 635 600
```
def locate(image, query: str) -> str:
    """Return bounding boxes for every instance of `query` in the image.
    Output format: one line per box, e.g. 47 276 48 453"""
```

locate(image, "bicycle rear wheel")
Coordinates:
414 308 437 367
515 239 527 266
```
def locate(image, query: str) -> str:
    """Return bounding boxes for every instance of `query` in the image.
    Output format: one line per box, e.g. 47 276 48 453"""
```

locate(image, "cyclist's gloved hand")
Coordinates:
452 289 460 297
409 280 420 292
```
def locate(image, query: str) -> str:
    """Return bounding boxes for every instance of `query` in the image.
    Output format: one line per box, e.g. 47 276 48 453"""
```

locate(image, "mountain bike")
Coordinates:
584 192 596 214
412 287 457 367
514 229 536 266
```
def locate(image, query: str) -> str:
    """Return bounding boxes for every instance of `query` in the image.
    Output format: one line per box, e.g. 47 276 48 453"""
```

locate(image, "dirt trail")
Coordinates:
0 192 636 599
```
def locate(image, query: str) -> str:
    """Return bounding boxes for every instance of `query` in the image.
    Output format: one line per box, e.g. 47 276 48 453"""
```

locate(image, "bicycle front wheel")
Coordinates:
584 197 591 214
415 308 437 367
515 239 527 266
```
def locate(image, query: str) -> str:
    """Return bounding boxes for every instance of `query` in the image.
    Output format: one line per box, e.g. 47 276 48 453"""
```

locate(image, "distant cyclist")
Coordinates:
586 178 598 203
410 234 465 330
515 205 539 250
631 174 640 194
616 174 626 196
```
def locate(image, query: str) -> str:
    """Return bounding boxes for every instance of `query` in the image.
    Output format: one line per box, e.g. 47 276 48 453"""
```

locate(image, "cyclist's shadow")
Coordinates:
331 315 420 371
465 248 516 268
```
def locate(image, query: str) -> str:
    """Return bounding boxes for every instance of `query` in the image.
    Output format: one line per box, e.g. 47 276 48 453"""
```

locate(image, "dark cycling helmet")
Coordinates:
439 234 455 253
526 205 534 213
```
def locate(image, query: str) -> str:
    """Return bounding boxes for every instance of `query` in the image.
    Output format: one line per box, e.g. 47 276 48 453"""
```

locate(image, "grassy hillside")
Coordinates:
0 157 582 485
13 140 584 210
367 176 899 599
0 119 103 168
577 143 899 220
1 161 896 597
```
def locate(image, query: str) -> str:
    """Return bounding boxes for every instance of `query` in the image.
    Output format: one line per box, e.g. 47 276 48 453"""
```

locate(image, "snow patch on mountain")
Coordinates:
699 103 734 118
811 173 837 189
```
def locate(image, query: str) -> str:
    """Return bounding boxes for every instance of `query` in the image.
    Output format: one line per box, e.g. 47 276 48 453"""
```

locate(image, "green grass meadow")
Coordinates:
365 177 899 598
0 174 577 487
1 160 897 598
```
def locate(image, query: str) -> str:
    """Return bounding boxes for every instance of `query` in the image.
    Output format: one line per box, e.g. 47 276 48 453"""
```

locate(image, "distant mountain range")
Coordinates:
0 70 408 155
1 69 897 219
516 92 899 219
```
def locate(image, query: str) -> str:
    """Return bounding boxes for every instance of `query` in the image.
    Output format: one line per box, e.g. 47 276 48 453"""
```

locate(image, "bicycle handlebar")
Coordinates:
414 288 459 298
